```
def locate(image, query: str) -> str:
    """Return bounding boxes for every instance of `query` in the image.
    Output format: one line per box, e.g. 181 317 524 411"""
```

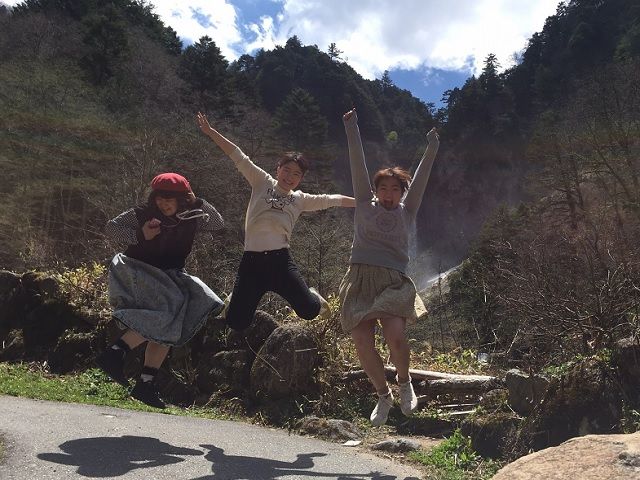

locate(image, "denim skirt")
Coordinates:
108 253 223 346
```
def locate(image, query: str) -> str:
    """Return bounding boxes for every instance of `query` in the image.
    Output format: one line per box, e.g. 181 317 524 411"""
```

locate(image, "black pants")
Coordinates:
225 248 321 330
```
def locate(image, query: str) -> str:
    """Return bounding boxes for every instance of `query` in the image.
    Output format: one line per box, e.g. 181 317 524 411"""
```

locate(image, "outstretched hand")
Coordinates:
197 111 213 135
343 108 356 122
427 127 439 145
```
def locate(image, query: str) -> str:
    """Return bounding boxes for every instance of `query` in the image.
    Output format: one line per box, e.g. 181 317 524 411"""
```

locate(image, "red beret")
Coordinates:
150 173 192 193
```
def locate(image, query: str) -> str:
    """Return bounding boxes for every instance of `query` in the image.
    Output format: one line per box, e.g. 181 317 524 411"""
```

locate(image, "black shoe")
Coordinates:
130 380 166 409
95 348 128 387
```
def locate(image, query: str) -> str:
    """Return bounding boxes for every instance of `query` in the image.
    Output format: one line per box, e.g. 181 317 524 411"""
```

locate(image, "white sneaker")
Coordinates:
309 287 331 319
370 391 394 426
397 376 418 416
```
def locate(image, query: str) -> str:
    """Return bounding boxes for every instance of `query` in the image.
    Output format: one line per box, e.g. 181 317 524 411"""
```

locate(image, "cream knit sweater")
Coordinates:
229 147 344 251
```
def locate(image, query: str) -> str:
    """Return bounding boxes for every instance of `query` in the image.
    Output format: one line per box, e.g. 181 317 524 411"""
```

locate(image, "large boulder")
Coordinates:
516 358 623 453
189 317 227 365
5 272 89 356
227 310 279 353
298 416 363 442
461 389 520 458
249 324 320 399
0 270 22 342
47 330 95 374
492 431 640 479
0 330 25 361
0 270 21 297
613 336 640 402
396 415 455 437
20 271 60 298
155 367 198 407
461 411 520 458
196 349 252 394
21 300 86 354
505 369 550 416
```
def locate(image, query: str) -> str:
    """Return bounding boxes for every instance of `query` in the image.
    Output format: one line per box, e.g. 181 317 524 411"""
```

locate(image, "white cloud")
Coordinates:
422 67 444 87
2 0 561 80
244 0 561 78
149 0 242 60
1 0 244 60
244 15 279 52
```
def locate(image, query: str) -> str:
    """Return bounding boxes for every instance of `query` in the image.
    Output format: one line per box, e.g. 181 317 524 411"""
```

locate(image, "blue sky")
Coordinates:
4 0 562 106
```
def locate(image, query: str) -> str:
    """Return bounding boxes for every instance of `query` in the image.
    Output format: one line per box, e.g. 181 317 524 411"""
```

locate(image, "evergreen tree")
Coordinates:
255 50 295 111
615 21 640 60
13 0 97 19
285 35 303 50
80 4 129 84
228 53 259 104
179 35 229 107
327 42 343 61
274 88 328 149
479 53 501 97
379 70 394 92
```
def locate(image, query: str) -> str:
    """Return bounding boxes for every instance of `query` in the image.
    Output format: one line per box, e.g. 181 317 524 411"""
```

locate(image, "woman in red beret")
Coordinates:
96 173 224 408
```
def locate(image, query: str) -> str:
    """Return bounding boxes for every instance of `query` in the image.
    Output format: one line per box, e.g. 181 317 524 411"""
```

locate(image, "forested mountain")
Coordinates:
442 0 640 364
0 0 435 295
0 0 639 299
420 0 640 275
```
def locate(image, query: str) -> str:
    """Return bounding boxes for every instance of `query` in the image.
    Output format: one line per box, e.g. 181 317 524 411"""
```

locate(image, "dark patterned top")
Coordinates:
105 198 223 246
106 198 224 270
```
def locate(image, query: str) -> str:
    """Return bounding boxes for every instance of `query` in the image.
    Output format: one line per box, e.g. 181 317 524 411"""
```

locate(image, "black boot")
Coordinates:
130 379 166 409
95 343 129 387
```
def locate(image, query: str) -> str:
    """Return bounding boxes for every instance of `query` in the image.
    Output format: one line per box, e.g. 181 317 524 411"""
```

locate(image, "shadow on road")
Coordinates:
191 444 421 480
37 435 203 477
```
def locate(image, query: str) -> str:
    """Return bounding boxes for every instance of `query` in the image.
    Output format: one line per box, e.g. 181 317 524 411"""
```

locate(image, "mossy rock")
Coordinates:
461 411 521 458
479 388 510 413
155 368 198 407
0 329 25 361
515 358 623 455
20 271 61 300
298 416 363 442
396 412 455 436
249 324 320 400
0 271 22 338
227 310 279 353
613 337 640 403
47 330 95 374
196 349 252 394
21 299 86 353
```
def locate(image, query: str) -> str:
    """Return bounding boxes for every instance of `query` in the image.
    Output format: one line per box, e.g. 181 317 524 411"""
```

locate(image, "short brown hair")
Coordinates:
277 152 309 175
373 167 411 192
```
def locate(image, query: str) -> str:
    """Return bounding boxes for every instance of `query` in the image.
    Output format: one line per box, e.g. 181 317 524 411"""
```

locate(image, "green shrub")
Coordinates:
410 429 501 480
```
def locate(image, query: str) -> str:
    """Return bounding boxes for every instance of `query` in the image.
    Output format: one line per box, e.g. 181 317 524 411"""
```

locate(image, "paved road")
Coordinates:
0 396 422 480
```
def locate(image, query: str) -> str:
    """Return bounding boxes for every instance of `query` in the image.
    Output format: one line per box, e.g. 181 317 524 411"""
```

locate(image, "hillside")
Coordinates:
1 0 639 296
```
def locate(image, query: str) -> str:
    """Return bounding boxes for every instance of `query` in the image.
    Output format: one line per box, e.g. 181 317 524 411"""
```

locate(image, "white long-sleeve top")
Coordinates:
229 147 344 252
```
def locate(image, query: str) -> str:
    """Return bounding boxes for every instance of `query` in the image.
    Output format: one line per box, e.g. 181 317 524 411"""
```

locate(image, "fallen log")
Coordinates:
418 377 503 396
343 366 503 398
343 365 498 384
